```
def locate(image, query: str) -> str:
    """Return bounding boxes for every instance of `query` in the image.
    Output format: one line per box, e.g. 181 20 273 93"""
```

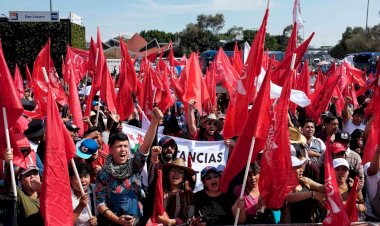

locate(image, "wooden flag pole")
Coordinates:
2 107 17 198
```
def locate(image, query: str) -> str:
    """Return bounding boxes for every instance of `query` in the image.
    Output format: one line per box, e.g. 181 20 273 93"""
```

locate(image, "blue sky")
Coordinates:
1 0 380 48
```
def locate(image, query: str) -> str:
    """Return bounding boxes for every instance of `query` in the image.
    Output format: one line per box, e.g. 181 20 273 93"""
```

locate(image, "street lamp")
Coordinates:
366 0 369 33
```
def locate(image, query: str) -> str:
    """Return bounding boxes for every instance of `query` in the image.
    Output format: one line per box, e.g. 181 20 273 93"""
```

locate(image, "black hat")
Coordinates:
24 119 45 139
335 132 350 143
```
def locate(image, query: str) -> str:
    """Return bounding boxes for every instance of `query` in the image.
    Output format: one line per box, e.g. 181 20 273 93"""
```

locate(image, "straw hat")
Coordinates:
200 113 219 128
162 158 195 178
289 127 307 145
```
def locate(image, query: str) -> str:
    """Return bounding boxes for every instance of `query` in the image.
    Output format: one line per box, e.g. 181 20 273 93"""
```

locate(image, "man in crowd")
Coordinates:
96 108 163 226
301 118 326 163
343 108 366 135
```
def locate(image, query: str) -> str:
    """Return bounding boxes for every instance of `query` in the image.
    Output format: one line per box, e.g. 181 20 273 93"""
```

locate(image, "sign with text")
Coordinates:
9 11 59 22
123 124 229 192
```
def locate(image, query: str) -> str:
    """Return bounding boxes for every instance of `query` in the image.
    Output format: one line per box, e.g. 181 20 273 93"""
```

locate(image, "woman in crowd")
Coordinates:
333 158 366 218
194 166 245 225
156 158 196 225
234 162 271 224
349 129 365 158
284 156 326 223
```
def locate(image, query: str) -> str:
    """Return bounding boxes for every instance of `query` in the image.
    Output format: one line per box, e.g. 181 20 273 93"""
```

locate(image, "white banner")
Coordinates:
9 11 59 22
70 12 82 26
122 124 229 192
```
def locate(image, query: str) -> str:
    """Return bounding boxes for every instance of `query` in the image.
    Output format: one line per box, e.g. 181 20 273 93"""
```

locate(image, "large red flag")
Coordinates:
68 66 84 137
214 48 240 94
167 41 180 67
259 69 297 209
13 64 25 98
323 140 350 226
64 46 89 84
87 37 97 78
0 41 24 163
32 39 68 115
181 53 210 115
40 86 76 225
223 8 268 139
221 61 272 192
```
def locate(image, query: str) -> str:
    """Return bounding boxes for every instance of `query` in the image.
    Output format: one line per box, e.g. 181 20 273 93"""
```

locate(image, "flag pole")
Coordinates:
70 159 93 218
233 137 255 226
82 71 89 101
2 107 17 198
95 98 101 127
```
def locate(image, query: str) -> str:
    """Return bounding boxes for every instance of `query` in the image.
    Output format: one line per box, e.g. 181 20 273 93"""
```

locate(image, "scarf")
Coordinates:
104 155 133 179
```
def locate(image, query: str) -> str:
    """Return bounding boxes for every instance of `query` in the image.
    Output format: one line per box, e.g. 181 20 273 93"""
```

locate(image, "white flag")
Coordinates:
293 0 304 29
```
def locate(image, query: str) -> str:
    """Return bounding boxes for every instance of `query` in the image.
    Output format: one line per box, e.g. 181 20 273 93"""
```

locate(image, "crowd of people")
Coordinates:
1 57 380 226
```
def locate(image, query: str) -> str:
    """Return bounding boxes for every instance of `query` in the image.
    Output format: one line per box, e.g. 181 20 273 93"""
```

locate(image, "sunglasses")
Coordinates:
207 121 218 127
22 170 39 178
204 174 220 180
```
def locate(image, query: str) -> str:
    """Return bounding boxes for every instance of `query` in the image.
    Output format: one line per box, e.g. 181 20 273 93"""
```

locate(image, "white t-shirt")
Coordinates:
364 163 380 220
71 188 93 226
343 120 365 135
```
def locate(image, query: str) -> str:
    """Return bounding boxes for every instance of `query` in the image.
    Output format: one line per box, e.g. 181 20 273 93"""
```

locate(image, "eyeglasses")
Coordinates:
22 170 39 178
204 174 220 180
170 168 184 175
207 121 218 127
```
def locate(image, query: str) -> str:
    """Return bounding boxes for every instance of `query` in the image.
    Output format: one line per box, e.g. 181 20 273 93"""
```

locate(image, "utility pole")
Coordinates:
366 0 369 33
50 0 52 12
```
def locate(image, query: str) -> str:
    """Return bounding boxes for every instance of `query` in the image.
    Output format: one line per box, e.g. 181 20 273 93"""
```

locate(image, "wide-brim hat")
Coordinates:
200 113 219 128
289 127 307 145
24 119 45 139
162 158 195 178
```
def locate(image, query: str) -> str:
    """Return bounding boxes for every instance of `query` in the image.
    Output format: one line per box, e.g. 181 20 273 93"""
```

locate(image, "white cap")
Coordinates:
333 158 349 169
291 156 307 167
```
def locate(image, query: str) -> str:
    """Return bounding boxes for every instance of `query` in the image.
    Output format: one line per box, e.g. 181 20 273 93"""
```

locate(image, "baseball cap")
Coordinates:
331 142 346 154
66 124 80 132
201 166 221 180
335 132 350 143
291 156 307 168
20 164 39 177
76 139 99 159
333 158 349 169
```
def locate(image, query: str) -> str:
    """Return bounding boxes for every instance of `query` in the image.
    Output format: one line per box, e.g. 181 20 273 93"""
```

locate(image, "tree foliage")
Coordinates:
330 24 380 59
197 14 225 34
140 29 177 43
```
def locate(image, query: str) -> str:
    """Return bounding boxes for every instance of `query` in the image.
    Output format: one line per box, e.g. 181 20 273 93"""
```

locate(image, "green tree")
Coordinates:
196 13 225 34
179 23 220 54
139 29 176 43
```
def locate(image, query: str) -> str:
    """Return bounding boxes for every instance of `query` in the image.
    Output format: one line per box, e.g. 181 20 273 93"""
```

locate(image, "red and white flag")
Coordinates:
293 0 303 29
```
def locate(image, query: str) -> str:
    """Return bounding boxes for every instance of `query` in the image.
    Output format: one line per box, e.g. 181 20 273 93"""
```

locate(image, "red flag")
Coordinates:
40 86 76 225
306 74 340 123
273 32 315 86
284 23 298 61
259 69 297 209
65 46 89 84
142 67 154 119
290 61 311 114
203 64 217 114
181 53 210 115
214 48 240 94
88 37 97 78
68 66 84 137
151 169 165 223
147 52 157 63
344 177 359 222
314 65 324 92
323 140 350 226
25 64 33 89
156 63 175 113
117 37 135 121
223 8 268 138
99 60 117 113
32 39 68 115
167 41 180 67
0 40 24 149
232 42 243 75
221 61 272 192
13 64 25 98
